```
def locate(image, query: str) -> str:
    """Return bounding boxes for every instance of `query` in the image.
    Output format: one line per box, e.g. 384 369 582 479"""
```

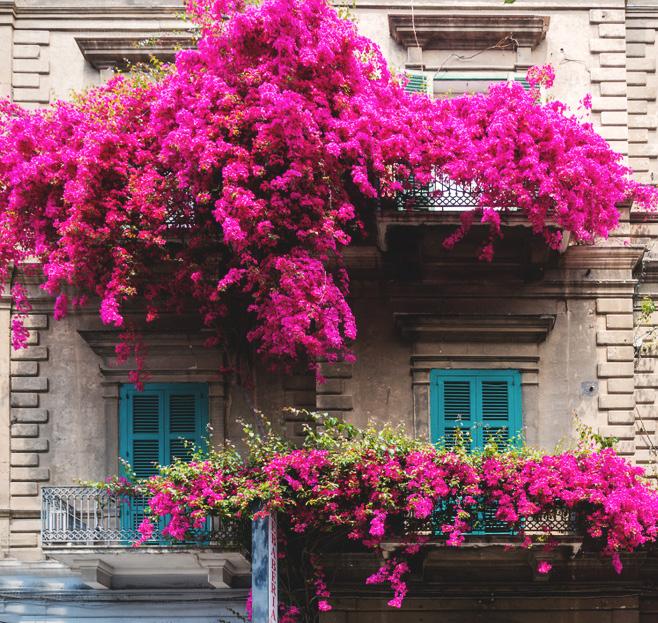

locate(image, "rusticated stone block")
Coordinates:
589 9 625 23
12 73 39 88
608 410 635 424
600 53 626 67
11 377 47 392
10 453 39 467
10 482 38 496
13 30 49 45
598 362 634 377
11 408 48 423
10 438 48 452
598 23 625 38
12 57 49 74
607 378 635 393
10 496 40 512
596 330 632 346
10 361 39 376
596 299 633 313
11 467 49 482
317 362 353 378
636 389 656 403
11 518 42 533
606 346 634 361
13 45 40 59
10 393 38 408
591 96 628 111
10 424 39 438
10 533 38 548
590 38 626 53
599 393 635 410
22 315 48 329
10 346 47 361
316 394 353 411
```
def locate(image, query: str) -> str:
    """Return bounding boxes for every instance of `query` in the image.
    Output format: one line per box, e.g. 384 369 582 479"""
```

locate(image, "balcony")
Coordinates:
377 172 568 255
41 487 251 589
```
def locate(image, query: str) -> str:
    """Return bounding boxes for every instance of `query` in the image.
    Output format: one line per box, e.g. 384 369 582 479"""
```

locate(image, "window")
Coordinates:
119 383 209 478
404 71 531 98
430 369 522 451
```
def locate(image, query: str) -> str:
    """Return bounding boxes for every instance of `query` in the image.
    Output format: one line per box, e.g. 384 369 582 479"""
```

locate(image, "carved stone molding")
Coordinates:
388 14 549 50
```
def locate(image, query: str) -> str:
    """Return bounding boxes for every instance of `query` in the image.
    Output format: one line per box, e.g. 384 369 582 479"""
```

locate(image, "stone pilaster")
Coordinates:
626 9 658 184
9 313 49 559
316 362 353 421
11 28 50 106
590 8 629 157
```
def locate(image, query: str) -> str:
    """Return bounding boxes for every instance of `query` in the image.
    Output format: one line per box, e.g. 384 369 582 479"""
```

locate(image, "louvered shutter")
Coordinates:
124 390 164 478
479 377 514 450
433 375 476 450
166 388 207 464
513 76 531 91
404 73 428 94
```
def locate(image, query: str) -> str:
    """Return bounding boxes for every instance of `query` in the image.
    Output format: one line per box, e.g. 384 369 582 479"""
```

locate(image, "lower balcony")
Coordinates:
41 486 251 590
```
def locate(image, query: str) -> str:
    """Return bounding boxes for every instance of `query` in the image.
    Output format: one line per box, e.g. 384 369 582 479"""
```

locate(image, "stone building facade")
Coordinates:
0 0 658 621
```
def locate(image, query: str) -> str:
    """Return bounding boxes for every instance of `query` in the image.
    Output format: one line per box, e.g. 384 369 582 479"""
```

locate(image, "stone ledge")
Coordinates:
395 313 555 343
75 34 194 70
388 14 549 50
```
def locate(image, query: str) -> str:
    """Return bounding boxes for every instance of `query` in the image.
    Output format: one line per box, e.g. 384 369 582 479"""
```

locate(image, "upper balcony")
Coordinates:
41 486 251 590
376 171 568 254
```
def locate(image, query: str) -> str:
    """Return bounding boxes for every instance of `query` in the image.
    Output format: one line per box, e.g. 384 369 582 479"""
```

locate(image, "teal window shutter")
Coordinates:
120 383 208 478
119 383 208 541
513 75 531 91
404 72 428 94
430 370 522 451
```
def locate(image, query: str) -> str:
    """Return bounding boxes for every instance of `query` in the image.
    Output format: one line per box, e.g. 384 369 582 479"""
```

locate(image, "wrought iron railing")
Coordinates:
431 497 577 536
41 486 245 549
394 171 481 212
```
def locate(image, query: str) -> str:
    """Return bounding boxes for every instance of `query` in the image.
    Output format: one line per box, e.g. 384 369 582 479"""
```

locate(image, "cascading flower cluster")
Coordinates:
0 0 656 374
120 417 658 618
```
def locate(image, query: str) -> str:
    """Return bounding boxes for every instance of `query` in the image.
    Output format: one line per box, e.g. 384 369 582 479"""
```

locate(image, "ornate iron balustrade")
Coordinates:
401 499 577 538
394 172 481 212
41 486 244 549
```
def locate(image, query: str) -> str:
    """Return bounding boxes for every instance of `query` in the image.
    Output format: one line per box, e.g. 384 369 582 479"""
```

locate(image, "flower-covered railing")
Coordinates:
102 415 658 621
393 172 481 212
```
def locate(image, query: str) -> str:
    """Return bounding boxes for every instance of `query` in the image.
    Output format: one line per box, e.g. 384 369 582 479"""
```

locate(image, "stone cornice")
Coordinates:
75 34 194 69
560 245 646 271
388 13 549 49
394 312 556 343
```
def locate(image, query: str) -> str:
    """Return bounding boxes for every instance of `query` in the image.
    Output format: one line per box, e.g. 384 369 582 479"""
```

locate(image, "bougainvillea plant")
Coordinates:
105 415 658 621
1 0 656 377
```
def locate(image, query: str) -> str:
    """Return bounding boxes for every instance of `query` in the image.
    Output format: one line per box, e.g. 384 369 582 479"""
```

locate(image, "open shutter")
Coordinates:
166 387 207 464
